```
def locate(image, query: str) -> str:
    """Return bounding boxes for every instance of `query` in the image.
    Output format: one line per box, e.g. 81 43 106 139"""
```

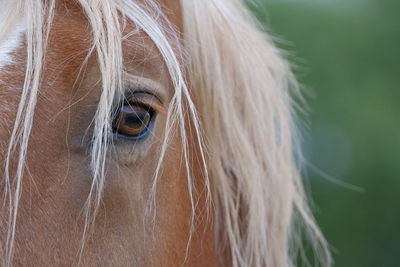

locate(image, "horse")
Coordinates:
0 0 332 266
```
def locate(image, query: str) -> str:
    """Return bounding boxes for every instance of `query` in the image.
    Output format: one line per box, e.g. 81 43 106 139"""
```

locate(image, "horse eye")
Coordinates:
112 104 154 139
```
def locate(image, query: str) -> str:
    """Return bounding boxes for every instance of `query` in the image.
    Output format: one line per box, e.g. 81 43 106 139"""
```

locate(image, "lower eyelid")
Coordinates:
109 138 152 165
108 121 157 165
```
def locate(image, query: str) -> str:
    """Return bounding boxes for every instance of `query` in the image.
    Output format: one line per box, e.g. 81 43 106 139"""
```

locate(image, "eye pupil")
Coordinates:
112 104 153 139
124 110 150 126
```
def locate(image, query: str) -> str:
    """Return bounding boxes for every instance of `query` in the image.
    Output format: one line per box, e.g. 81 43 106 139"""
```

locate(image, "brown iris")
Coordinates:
112 103 153 138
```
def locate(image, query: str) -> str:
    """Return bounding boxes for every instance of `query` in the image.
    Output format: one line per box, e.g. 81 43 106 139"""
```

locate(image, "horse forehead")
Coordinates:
0 0 183 66
157 0 182 26
52 0 183 56
0 0 183 98
127 0 183 32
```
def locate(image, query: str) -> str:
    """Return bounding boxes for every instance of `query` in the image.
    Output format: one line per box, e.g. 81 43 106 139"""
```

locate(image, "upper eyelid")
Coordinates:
123 90 166 114
123 74 167 103
125 90 163 105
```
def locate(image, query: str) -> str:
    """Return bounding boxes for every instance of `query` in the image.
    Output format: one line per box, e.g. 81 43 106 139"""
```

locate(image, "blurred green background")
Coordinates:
250 0 400 266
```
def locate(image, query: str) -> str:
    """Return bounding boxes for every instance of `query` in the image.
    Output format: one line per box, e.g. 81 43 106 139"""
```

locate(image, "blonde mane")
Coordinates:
1 0 331 266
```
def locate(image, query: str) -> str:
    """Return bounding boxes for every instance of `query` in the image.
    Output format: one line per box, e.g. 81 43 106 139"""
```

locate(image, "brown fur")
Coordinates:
0 0 217 266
